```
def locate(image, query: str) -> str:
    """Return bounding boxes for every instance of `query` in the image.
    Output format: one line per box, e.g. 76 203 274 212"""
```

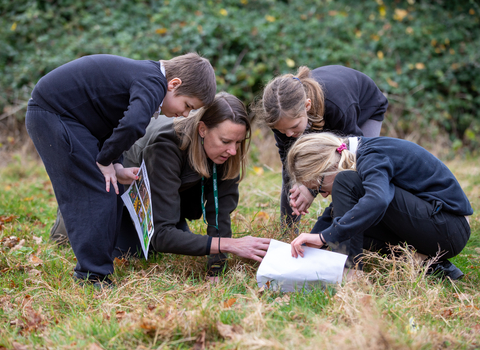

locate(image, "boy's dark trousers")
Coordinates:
311 171 470 268
25 100 123 279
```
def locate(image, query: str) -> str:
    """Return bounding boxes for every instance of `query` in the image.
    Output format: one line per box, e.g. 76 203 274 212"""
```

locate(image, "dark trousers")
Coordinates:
312 171 470 267
25 100 123 279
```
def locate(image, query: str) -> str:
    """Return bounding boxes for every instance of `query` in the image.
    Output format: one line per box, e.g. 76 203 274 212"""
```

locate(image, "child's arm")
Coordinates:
290 232 324 258
113 163 139 185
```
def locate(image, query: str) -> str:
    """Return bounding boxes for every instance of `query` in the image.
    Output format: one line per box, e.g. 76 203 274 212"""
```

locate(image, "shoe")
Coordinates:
50 207 69 245
73 272 115 290
206 253 228 277
427 260 464 280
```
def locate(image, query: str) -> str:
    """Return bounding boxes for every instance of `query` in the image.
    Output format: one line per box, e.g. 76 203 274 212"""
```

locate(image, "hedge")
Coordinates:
1 0 479 149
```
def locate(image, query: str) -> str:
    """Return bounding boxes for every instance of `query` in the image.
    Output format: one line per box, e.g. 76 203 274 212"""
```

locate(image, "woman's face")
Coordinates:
273 98 312 138
198 120 246 164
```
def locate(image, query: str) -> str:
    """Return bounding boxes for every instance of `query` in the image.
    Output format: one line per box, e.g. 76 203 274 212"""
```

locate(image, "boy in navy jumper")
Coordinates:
287 133 472 280
26 53 216 286
256 65 388 228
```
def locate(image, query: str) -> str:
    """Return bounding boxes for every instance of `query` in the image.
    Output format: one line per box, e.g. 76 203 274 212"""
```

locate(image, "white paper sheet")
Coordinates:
256 239 348 292
121 160 155 259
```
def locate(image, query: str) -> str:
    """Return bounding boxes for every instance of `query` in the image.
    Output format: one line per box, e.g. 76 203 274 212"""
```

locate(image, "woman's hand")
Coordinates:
213 236 271 262
114 164 140 185
289 184 314 216
291 232 324 258
96 162 119 194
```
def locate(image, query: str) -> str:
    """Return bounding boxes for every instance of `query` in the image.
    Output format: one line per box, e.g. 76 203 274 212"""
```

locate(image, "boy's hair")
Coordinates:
162 52 217 107
286 132 356 188
174 92 251 181
254 66 325 131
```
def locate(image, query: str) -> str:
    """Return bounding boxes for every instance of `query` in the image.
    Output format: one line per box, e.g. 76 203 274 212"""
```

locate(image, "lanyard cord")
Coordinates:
201 163 219 232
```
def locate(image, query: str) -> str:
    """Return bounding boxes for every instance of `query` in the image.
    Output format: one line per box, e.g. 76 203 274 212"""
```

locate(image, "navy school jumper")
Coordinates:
273 65 389 226
25 54 167 279
312 137 473 267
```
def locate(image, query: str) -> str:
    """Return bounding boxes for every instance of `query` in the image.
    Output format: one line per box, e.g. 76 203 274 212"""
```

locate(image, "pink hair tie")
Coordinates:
336 143 347 153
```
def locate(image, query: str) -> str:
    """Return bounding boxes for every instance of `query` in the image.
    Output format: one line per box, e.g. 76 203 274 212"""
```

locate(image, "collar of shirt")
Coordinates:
153 61 166 119
348 136 358 155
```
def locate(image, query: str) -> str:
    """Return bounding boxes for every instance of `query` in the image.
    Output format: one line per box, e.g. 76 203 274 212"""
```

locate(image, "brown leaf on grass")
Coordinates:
254 211 270 223
453 293 471 301
88 344 104 350
32 236 43 244
115 310 127 321
471 324 480 333
274 294 290 305
114 257 128 267
223 298 237 308
11 342 28 350
0 215 18 224
441 309 454 318
139 317 157 331
2 236 19 248
27 268 41 277
28 254 43 266
216 322 243 340
103 313 111 321
12 305 46 334
147 303 156 311
193 329 206 350
11 239 25 251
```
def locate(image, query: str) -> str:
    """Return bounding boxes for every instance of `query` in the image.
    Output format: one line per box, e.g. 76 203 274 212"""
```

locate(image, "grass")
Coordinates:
1 153 480 349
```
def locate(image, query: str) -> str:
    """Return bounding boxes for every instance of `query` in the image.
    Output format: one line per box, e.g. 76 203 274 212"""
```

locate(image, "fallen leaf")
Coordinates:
223 298 237 308
3 236 19 248
32 236 42 244
88 344 104 350
115 310 127 321
28 255 43 266
114 257 128 267
253 166 264 176
441 309 454 318
0 215 18 224
193 329 206 350
11 239 25 251
28 269 41 277
216 322 243 340
12 342 28 350
274 294 290 305
471 324 480 333
453 293 470 301
254 211 270 223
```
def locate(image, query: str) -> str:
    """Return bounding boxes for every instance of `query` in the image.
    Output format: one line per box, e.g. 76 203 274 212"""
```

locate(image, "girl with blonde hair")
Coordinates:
258 65 388 227
287 133 472 280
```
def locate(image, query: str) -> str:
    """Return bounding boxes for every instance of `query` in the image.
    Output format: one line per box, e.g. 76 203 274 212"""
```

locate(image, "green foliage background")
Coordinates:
1 0 479 149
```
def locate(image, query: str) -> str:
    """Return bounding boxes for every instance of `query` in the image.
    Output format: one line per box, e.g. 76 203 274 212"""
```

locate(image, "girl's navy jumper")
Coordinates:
273 65 388 225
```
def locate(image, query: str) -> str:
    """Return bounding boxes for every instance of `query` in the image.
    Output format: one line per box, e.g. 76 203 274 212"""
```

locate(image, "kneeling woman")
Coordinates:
115 93 270 276
287 133 472 280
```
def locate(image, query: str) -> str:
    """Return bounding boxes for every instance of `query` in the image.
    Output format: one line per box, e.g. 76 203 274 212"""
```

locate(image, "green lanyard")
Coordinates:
201 163 219 232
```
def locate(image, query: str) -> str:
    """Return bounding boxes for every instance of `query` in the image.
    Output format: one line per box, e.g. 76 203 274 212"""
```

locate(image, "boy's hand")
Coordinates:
114 164 140 185
96 162 119 194
289 184 314 216
291 232 323 258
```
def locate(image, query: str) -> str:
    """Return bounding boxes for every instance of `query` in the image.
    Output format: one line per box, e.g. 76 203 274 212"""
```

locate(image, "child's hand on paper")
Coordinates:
114 164 140 185
289 184 314 216
291 233 324 258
